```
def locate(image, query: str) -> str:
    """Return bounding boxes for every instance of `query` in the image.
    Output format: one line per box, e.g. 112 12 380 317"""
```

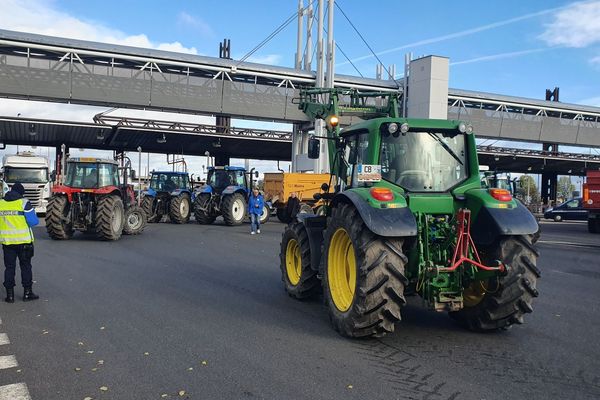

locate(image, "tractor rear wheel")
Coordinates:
276 207 290 223
123 205 147 235
449 235 540 331
169 193 191 224
95 195 124 241
322 203 408 338
259 204 270 224
45 195 73 240
279 221 320 299
194 194 216 224
222 193 246 226
142 196 159 223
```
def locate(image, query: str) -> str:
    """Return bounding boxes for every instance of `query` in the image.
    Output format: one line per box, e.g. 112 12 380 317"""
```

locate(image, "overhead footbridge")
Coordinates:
1 29 600 148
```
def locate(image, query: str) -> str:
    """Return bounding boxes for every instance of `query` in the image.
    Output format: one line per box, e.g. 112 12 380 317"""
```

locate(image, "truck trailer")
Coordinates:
583 170 600 233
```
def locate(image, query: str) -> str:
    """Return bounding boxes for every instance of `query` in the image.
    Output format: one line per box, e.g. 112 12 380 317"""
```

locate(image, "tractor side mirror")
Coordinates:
321 183 329 192
255 171 259 178
308 137 320 159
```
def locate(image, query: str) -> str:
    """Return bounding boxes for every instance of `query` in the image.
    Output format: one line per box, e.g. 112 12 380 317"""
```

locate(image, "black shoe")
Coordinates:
5 288 14 303
23 287 39 302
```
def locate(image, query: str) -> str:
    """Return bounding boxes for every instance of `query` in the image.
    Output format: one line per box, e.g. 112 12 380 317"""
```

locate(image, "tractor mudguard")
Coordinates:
200 186 213 194
297 214 327 272
222 185 243 195
332 191 418 237
471 201 539 245
145 188 157 197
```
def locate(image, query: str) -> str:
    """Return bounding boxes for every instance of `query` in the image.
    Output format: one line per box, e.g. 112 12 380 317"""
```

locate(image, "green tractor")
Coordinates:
279 89 540 338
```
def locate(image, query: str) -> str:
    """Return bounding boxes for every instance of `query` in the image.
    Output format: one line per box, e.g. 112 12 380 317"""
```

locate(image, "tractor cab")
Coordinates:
205 166 247 194
149 171 189 194
64 158 120 189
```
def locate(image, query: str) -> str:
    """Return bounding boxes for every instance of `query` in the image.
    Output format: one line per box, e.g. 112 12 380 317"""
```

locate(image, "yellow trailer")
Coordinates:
263 172 330 222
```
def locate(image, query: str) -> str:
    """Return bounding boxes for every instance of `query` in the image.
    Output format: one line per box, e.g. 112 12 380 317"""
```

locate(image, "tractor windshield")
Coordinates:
65 162 120 189
380 131 468 192
207 170 244 191
150 173 187 192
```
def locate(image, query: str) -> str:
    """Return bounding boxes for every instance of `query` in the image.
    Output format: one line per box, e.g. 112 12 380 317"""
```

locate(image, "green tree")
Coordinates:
517 175 540 205
557 176 575 201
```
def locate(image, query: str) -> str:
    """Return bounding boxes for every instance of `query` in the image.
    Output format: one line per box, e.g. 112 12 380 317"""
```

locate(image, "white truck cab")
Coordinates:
1 152 53 214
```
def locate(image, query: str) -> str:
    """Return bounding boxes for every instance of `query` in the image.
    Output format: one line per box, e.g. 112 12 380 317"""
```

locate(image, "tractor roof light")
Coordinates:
489 188 512 202
370 187 394 202
400 123 409 134
328 115 339 128
458 122 473 134
388 122 399 135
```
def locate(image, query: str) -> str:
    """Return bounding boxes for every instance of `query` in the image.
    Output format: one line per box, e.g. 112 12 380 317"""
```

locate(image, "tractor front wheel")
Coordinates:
95 195 124 241
279 221 320 299
123 205 147 235
322 203 408 338
222 193 246 226
45 195 73 240
194 194 216 224
449 235 540 331
169 193 191 224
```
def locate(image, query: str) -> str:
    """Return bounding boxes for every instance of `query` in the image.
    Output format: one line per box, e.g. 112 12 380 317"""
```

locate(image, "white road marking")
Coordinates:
0 383 31 400
0 333 9 346
0 355 18 369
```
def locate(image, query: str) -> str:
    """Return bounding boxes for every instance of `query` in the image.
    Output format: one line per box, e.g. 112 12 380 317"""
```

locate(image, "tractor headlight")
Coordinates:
387 123 398 135
400 123 409 134
458 122 467 133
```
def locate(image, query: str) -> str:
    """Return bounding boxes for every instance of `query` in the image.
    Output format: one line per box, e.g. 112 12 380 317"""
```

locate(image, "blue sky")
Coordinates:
0 0 599 174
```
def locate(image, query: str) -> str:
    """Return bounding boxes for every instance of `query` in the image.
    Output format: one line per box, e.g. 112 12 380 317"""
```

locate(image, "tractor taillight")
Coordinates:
489 188 512 202
370 187 394 202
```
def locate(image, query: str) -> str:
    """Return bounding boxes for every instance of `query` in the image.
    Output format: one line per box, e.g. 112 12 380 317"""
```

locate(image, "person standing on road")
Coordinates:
0 182 39 303
248 188 264 235
285 192 301 222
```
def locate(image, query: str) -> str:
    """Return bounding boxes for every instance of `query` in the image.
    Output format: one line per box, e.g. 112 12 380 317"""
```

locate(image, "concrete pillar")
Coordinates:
406 56 449 119
541 172 558 206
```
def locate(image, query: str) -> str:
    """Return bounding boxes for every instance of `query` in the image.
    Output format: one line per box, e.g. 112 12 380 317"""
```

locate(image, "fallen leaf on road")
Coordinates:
144 352 150 356
161 395 168 398
178 390 186 396
84 397 93 400
36 314 41 317
16 369 21 373
100 326 105 330
74 368 81 372
42 331 49 335
91 368 98 372
78 342 84 346
347 385 353 389
97 360 104 365
201 360 207 366
99 386 108 392
87 350 94 354
187 367 193 371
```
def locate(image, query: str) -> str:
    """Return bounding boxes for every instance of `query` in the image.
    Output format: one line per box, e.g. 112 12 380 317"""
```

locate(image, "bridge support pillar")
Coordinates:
541 172 558 206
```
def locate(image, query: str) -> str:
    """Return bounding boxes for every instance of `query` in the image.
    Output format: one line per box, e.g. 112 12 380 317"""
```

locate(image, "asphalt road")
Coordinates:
0 218 598 400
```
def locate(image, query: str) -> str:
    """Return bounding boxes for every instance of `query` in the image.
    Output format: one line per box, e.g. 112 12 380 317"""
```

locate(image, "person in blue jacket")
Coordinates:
248 188 264 235
0 182 39 303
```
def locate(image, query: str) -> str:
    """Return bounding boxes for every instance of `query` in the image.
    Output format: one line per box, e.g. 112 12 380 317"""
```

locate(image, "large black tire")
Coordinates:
194 194 216 224
123 205 147 235
279 221 320 299
276 207 290 223
142 196 159 223
259 204 270 224
322 203 408 338
588 218 599 234
45 195 73 240
169 193 191 224
449 235 540 331
95 195 124 241
222 193 246 226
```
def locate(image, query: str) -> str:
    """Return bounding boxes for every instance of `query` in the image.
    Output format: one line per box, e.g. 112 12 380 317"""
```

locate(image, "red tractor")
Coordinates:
45 157 147 241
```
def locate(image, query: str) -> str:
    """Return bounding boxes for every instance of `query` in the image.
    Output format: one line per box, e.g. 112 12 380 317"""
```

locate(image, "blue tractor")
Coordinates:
142 171 193 224
194 166 268 226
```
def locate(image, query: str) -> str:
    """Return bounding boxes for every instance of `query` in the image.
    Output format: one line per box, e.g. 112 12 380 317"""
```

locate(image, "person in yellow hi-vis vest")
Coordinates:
0 182 39 303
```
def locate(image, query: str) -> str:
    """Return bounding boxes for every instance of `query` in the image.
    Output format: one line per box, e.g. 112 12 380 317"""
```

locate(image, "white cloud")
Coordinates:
0 0 199 54
591 55 600 65
177 12 214 38
539 1 600 47
450 48 550 67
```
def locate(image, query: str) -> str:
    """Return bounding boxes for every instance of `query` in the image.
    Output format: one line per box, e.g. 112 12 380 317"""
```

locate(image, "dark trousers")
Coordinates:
3 244 34 289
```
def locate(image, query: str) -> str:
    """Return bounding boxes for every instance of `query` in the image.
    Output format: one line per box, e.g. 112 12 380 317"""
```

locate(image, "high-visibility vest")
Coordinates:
0 199 34 245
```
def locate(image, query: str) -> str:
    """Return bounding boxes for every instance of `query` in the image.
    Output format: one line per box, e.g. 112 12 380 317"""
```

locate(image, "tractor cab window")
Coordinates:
344 132 370 187
65 162 118 188
380 131 467 192
150 173 185 192
233 171 245 186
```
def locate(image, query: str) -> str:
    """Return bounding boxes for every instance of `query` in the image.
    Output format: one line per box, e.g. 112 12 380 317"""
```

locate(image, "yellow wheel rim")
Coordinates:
328 228 357 312
285 238 302 286
463 280 488 308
